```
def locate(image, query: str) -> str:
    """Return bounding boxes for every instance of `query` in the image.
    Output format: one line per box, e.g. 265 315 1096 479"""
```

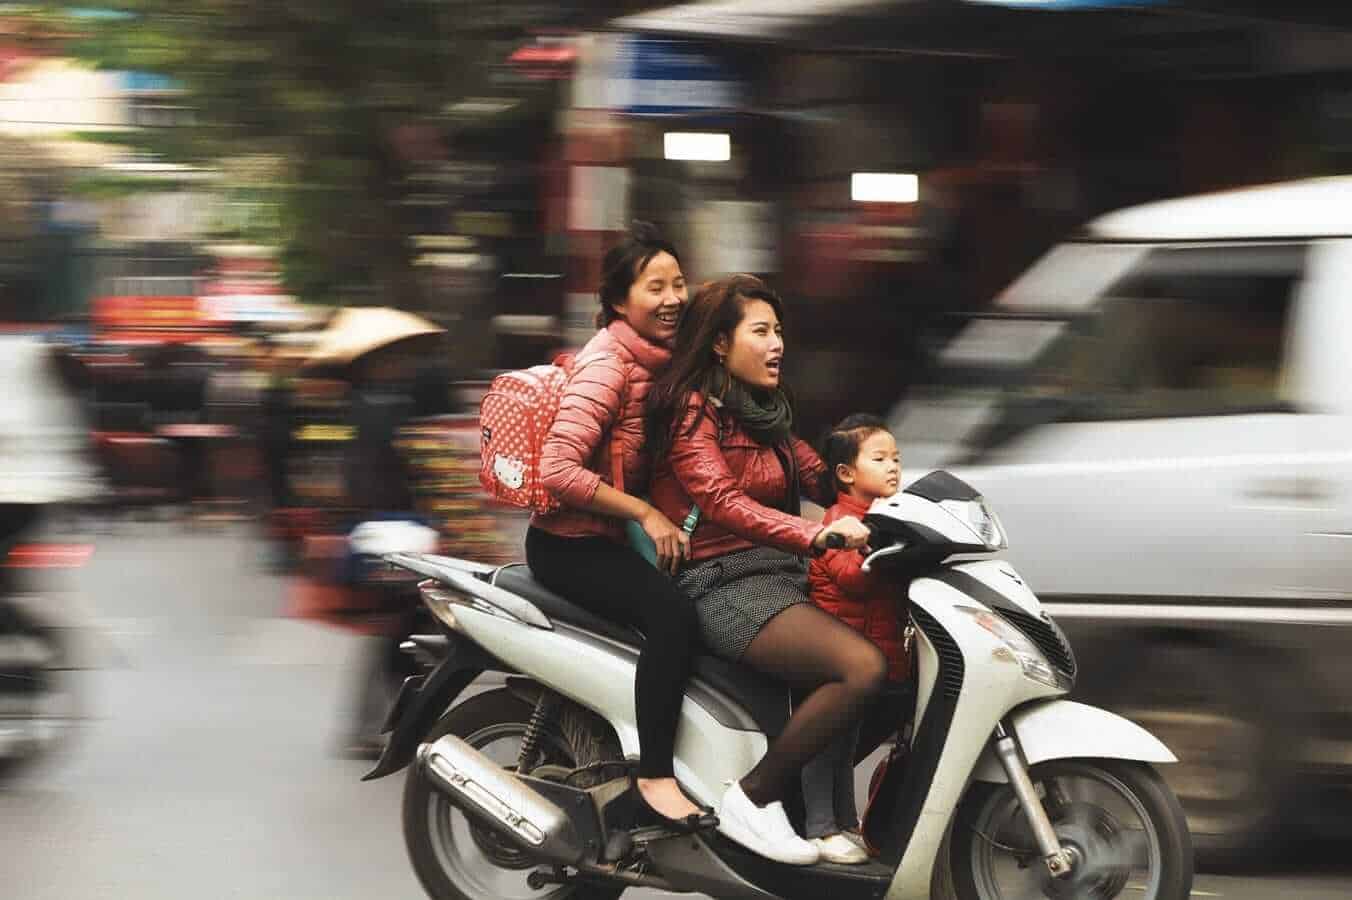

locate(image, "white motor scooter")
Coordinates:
368 470 1193 900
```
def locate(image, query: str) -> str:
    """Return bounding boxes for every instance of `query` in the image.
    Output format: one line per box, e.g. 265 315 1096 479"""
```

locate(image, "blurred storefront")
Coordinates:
579 0 1352 435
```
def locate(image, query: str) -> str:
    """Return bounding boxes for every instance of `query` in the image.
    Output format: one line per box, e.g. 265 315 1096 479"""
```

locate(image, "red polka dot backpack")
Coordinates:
477 354 622 513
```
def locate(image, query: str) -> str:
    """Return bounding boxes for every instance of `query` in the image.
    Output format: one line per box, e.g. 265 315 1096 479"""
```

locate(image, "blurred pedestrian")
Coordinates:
337 343 428 759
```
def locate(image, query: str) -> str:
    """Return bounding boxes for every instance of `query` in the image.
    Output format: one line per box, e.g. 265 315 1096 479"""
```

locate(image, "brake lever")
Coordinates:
861 543 908 574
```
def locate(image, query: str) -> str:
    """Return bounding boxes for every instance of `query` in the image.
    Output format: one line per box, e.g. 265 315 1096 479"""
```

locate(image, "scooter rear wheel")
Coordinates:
402 687 626 900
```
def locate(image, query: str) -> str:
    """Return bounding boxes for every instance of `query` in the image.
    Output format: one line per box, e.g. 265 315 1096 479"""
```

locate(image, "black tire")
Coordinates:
949 759 1193 900
402 687 625 900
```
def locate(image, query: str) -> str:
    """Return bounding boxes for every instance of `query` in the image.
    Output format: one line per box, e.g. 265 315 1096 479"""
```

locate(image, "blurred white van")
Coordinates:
891 177 1352 860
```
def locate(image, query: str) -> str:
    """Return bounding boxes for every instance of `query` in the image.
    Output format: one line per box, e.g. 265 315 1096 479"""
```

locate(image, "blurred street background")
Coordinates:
7 0 1352 897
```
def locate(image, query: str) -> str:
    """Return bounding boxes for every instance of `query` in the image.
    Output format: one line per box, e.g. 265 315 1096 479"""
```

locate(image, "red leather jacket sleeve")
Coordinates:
538 352 625 507
669 400 824 556
791 437 834 507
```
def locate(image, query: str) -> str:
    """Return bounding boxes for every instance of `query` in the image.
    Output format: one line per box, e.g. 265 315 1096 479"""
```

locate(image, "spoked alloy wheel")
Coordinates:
402 689 624 900
952 760 1193 900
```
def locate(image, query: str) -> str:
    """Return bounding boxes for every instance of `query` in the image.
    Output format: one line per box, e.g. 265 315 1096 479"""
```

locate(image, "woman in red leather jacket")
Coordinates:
646 274 884 865
527 223 715 830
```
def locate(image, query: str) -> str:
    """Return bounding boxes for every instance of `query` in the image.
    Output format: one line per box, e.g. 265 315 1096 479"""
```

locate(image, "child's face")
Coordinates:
843 430 901 500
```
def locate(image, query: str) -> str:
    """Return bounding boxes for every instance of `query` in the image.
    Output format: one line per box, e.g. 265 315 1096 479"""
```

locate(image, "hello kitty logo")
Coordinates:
492 454 526 491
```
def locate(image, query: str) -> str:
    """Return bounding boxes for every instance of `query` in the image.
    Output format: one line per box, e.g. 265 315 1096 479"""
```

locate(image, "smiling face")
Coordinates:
609 251 687 346
837 428 901 501
716 298 783 390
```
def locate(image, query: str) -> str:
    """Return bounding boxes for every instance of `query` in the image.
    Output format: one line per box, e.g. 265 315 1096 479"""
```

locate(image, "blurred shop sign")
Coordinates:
92 294 232 343
94 295 206 328
573 33 741 115
622 36 740 114
200 293 307 324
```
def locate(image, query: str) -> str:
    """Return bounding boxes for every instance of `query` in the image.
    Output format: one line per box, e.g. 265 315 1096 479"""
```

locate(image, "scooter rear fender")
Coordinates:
362 633 501 781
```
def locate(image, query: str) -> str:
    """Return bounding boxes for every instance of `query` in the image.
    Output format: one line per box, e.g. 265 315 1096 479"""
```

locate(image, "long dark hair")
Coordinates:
646 273 788 461
596 220 683 328
819 413 889 505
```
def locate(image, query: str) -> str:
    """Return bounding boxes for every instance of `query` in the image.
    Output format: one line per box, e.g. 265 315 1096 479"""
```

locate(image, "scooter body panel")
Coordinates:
449 604 767 808
880 574 1067 899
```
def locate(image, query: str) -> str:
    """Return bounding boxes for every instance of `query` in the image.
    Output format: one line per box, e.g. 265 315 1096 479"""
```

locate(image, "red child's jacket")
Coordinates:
808 492 911 681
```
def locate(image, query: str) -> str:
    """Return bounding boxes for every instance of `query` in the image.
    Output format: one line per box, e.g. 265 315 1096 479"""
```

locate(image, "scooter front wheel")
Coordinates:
949 759 1193 900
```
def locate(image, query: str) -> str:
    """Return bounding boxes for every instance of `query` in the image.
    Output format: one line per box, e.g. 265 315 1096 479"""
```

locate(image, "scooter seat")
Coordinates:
492 564 644 646
492 564 791 737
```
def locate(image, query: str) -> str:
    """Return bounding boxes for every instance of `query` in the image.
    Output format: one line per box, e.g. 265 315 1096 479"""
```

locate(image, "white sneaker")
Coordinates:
717 782 820 866
811 833 870 865
843 830 871 851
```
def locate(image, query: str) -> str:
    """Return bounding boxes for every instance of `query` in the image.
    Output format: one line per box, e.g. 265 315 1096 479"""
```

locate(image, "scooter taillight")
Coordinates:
3 543 94 570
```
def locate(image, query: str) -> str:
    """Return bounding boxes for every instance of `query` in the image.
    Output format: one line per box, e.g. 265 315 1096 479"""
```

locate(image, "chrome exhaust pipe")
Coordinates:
417 735 585 865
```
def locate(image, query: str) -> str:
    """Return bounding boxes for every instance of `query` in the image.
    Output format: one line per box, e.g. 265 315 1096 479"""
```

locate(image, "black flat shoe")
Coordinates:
634 791 719 833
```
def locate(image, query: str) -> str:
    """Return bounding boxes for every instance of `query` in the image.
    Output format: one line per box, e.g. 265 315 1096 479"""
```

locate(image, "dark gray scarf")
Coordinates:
708 367 793 446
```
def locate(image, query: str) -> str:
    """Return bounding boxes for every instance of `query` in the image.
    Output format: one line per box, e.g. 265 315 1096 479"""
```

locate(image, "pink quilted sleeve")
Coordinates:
538 352 627 507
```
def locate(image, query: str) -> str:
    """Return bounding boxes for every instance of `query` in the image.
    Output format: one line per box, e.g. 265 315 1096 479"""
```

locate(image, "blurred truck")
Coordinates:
890 177 1352 862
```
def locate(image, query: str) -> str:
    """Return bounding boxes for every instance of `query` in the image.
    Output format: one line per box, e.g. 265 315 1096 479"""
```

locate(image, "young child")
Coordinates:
800 413 911 864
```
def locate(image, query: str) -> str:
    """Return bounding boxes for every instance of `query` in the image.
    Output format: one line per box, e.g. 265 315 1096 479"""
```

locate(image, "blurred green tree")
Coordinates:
50 0 505 308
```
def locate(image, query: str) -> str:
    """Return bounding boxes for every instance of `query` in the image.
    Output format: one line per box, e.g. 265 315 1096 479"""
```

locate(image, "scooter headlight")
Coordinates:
939 496 1008 550
955 605 1059 688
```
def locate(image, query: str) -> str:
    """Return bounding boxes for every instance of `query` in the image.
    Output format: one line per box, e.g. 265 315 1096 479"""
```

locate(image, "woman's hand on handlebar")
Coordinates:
639 506 690 575
814 515 871 552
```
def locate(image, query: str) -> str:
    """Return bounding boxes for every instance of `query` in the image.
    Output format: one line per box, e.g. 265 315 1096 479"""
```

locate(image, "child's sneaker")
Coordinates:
810 832 869 865
841 828 870 851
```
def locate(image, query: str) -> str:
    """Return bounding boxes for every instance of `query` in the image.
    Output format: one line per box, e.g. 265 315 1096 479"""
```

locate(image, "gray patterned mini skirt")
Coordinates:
674 546 810 661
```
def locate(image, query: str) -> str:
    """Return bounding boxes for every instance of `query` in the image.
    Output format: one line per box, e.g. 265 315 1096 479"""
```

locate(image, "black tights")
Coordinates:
738 603 888 806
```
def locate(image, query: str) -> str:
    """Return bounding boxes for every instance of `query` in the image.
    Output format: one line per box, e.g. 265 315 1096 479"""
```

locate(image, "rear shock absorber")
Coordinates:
517 691 561 775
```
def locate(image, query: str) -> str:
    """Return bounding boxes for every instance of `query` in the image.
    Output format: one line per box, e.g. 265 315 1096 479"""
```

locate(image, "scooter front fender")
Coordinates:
972 699 1177 783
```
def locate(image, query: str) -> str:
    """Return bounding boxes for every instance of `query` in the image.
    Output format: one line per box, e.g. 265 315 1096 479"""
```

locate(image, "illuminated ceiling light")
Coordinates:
851 172 919 203
663 132 731 162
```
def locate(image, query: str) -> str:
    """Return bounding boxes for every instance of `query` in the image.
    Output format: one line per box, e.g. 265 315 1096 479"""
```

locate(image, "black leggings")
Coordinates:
525 527 699 780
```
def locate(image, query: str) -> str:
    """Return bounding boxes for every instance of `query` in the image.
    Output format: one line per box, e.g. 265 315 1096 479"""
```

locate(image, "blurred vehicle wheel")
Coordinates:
1102 640 1291 869
0 611 80 783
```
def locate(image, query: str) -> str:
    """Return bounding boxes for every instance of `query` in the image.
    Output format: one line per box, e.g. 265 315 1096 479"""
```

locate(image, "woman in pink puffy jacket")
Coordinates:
526 222 715 831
